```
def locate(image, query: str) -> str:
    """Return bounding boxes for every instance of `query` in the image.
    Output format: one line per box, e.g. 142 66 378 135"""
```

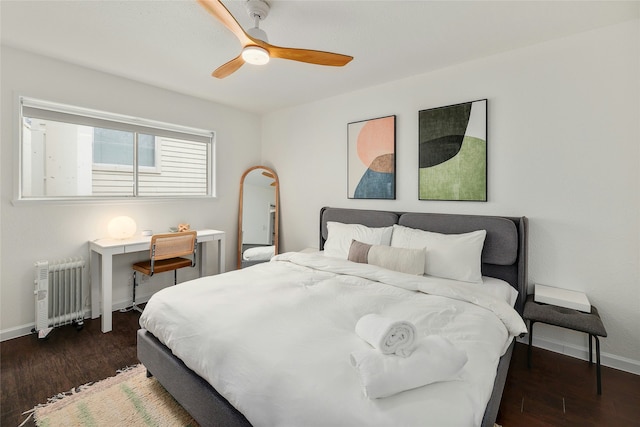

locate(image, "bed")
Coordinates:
137 207 528 427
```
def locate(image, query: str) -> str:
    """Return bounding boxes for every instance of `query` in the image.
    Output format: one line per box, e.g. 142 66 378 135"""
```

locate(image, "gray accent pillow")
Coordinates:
348 240 425 276
348 239 372 263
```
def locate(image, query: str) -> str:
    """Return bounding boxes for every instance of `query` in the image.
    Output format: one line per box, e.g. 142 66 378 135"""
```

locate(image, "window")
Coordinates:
93 128 156 168
19 97 215 200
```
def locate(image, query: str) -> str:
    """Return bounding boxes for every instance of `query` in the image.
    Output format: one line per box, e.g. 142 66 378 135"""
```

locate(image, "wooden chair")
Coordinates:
130 230 198 312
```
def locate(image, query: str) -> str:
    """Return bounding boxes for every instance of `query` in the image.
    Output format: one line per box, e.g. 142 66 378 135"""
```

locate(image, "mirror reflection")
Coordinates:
238 166 279 269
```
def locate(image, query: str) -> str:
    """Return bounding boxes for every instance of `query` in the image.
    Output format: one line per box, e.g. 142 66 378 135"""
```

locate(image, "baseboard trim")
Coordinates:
0 295 151 342
517 335 640 376
0 323 37 342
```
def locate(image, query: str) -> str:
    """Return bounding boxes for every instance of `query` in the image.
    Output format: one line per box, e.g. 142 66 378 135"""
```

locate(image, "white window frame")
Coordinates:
16 96 216 202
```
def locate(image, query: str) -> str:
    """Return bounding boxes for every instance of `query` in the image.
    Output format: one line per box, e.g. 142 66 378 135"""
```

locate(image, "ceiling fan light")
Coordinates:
242 46 270 65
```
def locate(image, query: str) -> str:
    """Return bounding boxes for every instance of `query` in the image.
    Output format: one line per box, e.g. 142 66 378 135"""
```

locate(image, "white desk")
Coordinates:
90 229 225 333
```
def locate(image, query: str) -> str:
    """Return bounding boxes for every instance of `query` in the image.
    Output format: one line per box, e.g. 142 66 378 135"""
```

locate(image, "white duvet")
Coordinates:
140 252 527 427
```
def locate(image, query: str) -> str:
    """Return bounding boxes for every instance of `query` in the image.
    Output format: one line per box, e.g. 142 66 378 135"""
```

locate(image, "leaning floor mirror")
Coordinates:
238 166 279 269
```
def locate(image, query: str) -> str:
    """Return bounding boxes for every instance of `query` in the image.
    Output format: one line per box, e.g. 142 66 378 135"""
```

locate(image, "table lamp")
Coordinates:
107 216 137 239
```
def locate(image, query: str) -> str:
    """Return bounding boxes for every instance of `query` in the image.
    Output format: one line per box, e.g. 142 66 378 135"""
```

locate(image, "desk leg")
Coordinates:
527 321 535 369
90 250 101 319
196 238 224 276
595 336 602 395
101 254 113 333
198 241 206 277
218 237 225 273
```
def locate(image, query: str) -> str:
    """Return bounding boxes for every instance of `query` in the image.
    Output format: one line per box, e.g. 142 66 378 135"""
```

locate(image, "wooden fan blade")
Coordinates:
212 55 245 79
268 45 353 67
197 0 252 46
261 171 275 178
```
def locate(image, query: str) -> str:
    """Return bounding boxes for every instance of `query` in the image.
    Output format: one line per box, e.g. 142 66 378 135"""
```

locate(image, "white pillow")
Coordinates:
390 224 486 283
324 222 393 259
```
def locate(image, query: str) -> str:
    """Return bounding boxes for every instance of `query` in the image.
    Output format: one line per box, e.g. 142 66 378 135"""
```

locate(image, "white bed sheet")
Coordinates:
140 252 527 427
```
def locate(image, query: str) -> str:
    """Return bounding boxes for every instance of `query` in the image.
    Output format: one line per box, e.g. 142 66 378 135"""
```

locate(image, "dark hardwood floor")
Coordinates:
1 310 639 426
500 343 640 427
1 310 141 426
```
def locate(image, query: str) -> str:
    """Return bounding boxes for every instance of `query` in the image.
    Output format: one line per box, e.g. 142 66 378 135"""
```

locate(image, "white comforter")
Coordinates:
140 252 527 427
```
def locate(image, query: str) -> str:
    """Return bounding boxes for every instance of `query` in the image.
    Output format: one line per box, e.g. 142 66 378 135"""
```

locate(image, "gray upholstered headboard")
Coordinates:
319 207 528 314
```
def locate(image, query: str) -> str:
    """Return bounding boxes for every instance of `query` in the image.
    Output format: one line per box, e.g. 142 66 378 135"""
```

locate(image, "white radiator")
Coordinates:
34 257 85 338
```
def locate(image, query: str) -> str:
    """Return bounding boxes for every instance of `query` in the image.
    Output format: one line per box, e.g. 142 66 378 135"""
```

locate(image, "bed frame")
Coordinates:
138 207 528 427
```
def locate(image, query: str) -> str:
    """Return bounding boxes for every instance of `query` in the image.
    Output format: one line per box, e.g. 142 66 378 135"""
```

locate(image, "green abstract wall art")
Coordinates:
418 99 487 201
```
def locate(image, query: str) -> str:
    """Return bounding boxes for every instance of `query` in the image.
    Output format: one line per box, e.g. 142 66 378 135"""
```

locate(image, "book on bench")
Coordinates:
534 284 591 312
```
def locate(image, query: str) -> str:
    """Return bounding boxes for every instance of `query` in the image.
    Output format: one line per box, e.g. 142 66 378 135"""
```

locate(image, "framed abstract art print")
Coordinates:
418 99 487 201
347 115 396 199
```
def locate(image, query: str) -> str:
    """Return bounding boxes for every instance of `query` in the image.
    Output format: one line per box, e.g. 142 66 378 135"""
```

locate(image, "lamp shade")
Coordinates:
107 216 137 239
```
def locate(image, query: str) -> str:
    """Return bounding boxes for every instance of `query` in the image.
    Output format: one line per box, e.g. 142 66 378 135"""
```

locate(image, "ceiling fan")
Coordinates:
197 0 353 78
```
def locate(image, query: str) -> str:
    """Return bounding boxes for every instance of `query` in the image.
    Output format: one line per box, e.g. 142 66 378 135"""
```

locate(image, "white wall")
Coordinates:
0 46 261 339
262 21 640 371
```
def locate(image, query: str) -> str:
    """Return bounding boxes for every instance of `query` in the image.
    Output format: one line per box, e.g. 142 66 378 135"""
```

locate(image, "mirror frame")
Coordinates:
238 166 279 269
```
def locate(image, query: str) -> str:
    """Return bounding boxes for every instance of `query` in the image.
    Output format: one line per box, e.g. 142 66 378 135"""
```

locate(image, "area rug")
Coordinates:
23 364 198 427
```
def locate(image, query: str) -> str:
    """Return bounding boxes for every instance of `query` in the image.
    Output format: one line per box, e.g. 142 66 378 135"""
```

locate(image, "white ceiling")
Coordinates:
1 1 638 114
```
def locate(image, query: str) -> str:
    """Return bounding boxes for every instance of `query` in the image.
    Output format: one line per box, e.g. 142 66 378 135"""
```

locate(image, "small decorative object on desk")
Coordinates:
178 223 190 232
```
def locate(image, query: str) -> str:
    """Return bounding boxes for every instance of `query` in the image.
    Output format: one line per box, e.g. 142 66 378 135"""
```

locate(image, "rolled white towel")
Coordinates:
355 313 416 357
349 335 468 399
